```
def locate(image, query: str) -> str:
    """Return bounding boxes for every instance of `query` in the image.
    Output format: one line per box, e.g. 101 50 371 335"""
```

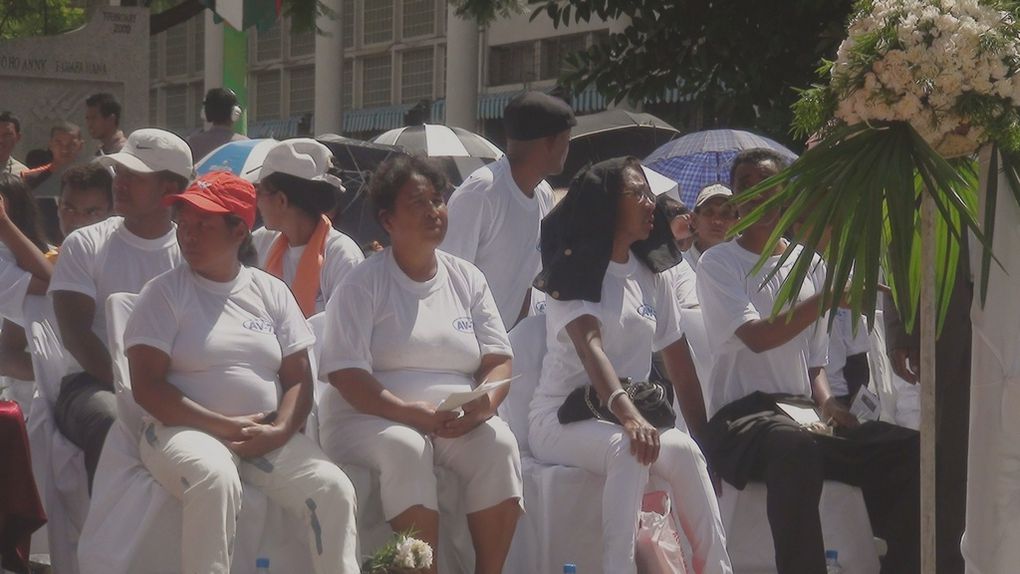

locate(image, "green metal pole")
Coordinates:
222 23 248 135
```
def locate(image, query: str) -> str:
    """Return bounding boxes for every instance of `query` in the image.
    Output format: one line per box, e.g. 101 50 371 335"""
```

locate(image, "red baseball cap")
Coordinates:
165 171 257 230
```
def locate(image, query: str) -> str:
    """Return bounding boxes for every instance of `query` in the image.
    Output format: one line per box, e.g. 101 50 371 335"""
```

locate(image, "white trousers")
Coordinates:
321 413 523 521
529 409 732 574
139 422 360 574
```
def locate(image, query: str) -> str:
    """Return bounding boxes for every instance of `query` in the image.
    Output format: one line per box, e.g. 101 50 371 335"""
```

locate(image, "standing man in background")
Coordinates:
441 91 575 329
0 112 27 176
85 93 127 156
187 88 248 162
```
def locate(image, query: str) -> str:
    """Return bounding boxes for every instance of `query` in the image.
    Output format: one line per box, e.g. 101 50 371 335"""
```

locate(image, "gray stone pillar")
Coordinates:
314 0 343 135
203 9 224 95
444 6 479 130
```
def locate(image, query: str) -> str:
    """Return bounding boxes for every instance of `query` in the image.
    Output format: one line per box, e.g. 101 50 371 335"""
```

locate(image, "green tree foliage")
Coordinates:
453 1 856 146
0 0 87 39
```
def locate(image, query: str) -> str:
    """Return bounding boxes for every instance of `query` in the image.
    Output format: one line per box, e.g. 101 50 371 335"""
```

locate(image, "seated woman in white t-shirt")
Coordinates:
529 158 731 574
319 155 522 574
253 139 363 317
124 172 359 574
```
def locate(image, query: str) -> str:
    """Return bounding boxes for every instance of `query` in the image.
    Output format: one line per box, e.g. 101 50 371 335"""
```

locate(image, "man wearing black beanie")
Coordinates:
441 91 576 328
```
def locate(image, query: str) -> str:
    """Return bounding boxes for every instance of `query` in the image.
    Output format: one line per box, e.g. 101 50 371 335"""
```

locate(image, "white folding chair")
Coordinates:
679 308 881 574
310 314 477 573
23 294 88 574
500 315 674 574
77 293 313 574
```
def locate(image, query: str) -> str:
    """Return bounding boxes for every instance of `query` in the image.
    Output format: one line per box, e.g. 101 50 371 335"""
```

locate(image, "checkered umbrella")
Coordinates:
644 129 798 207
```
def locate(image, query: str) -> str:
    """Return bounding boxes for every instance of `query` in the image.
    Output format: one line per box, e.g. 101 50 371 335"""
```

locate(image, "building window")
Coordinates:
290 66 316 115
165 85 188 131
363 0 393 45
401 0 434 39
401 48 433 103
540 33 588 80
362 54 392 107
191 83 205 127
193 15 205 73
149 36 159 80
256 22 282 62
149 89 158 125
489 42 536 86
290 24 315 57
255 71 282 121
342 0 355 49
165 23 188 77
342 60 354 111
436 45 446 98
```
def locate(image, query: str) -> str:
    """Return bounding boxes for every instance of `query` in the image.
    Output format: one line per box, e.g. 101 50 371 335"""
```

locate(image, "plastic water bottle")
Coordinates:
563 563 577 574
825 549 843 574
255 557 270 574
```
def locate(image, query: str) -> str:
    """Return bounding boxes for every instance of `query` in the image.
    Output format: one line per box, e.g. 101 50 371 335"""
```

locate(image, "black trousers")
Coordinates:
704 393 920 574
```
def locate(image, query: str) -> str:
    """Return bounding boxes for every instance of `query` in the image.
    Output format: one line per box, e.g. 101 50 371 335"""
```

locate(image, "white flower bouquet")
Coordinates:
361 531 434 574
734 0 1020 329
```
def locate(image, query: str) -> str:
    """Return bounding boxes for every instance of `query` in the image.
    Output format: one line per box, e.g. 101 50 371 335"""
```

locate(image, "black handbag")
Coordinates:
557 377 677 429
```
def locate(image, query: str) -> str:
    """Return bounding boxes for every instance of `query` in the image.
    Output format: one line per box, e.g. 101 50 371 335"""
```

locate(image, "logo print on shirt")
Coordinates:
243 318 276 335
534 300 547 314
452 317 474 333
637 304 656 320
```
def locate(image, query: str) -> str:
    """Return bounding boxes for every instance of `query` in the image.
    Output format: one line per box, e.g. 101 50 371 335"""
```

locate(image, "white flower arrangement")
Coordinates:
798 0 1020 157
362 530 434 573
734 0 1020 335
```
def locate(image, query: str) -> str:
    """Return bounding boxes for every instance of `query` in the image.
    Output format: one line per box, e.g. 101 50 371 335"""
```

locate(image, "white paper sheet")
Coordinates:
776 402 823 426
437 376 518 412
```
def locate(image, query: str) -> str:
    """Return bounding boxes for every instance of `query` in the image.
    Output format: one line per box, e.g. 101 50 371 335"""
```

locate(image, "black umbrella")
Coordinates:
317 134 408 250
550 109 680 188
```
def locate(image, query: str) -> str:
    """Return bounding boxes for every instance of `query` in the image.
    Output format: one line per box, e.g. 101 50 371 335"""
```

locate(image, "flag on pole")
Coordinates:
202 0 281 31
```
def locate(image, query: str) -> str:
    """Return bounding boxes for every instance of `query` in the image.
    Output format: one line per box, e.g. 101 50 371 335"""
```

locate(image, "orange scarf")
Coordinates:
265 215 331 318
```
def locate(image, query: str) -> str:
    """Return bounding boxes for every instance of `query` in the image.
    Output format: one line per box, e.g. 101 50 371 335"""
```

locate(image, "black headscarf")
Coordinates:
533 157 683 303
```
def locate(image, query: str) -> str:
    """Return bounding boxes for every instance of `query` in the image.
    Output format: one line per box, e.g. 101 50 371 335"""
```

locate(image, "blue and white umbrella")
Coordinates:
644 129 798 207
195 138 279 182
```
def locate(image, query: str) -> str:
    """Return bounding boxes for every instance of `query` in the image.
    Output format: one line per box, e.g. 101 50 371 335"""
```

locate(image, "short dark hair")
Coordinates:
51 121 81 138
85 93 121 125
261 172 339 219
0 174 47 252
0 111 20 134
729 148 789 190
369 155 448 225
657 195 689 220
61 164 113 207
203 88 238 124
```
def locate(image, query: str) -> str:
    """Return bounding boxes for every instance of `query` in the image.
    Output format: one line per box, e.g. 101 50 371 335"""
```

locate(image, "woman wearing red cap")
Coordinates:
124 171 359 574
253 139 363 317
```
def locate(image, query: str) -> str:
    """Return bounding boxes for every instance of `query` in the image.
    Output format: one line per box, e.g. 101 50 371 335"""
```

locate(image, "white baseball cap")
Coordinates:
694 183 732 209
97 128 194 180
257 139 344 191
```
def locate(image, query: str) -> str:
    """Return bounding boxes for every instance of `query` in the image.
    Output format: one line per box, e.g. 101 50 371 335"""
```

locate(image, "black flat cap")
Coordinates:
503 91 577 141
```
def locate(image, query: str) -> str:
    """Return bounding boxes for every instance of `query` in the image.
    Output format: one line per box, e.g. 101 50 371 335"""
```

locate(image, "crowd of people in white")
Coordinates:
0 91 923 574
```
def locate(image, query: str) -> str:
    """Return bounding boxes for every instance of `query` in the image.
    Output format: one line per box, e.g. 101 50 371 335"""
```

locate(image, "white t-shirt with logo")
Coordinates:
0 247 32 325
252 226 364 314
696 241 829 417
826 308 871 397
441 156 557 327
531 256 685 414
318 248 513 423
124 265 314 416
660 259 699 308
48 216 182 349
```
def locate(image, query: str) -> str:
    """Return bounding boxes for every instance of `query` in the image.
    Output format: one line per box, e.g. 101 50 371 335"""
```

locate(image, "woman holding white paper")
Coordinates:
318 155 522 574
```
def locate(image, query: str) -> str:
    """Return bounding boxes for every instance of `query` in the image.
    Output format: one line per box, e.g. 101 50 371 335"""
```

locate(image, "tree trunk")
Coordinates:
150 0 206 35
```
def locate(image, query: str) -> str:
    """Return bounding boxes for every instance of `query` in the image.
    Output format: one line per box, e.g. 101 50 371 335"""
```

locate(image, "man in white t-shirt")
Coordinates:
441 91 575 328
684 183 736 269
695 148 919 574
49 128 192 489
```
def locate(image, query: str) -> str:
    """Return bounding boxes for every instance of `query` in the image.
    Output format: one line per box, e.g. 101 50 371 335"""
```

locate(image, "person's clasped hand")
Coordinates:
821 397 860 429
436 394 494 439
